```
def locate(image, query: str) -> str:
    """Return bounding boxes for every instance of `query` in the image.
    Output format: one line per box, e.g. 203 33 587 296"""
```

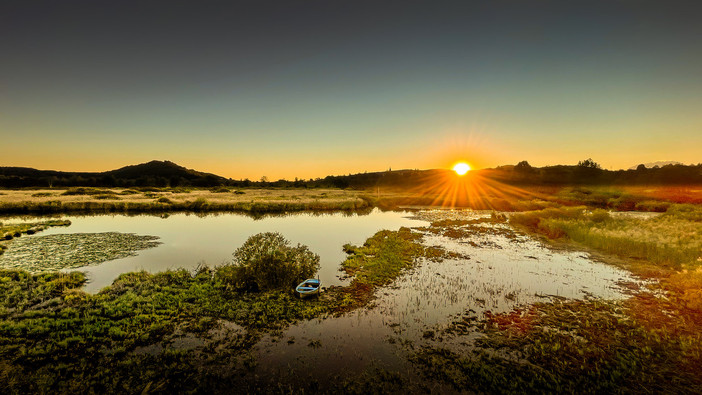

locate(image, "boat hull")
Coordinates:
296 279 321 298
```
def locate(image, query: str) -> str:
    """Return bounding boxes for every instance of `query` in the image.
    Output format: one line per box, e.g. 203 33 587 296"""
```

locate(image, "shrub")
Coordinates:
61 187 103 196
217 232 319 292
94 194 119 200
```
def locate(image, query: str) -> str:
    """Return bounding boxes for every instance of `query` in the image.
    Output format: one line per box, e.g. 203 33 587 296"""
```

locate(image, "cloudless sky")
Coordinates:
2 0 701 179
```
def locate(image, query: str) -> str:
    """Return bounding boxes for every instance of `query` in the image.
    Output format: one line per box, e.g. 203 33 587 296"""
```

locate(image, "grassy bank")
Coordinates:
0 188 368 214
2 185 700 214
510 204 702 309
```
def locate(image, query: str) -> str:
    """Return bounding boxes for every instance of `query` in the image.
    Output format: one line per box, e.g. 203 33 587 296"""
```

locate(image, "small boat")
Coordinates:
296 278 321 298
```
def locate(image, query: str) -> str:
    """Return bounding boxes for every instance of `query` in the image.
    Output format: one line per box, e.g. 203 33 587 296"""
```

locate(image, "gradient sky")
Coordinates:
2 0 701 179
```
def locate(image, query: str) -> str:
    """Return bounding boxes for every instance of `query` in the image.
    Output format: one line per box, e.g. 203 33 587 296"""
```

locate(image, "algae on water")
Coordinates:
0 232 161 272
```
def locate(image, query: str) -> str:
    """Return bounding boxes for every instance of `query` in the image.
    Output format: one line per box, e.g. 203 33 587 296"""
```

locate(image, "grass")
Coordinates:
0 188 368 214
2 185 699 214
510 204 702 272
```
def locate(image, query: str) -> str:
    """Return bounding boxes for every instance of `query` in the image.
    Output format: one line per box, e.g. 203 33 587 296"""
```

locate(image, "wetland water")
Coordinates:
0 209 424 292
253 210 640 386
1 209 641 386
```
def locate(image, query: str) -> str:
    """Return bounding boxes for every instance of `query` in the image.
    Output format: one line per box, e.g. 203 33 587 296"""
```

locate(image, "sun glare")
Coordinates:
453 162 471 175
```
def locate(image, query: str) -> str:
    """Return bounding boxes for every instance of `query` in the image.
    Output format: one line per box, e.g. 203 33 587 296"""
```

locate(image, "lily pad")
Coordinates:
0 232 161 272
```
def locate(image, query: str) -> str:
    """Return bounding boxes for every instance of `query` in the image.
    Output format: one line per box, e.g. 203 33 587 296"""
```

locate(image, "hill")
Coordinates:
0 160 227 188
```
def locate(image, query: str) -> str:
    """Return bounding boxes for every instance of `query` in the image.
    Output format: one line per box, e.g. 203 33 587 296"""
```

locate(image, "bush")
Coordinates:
217 232 319 292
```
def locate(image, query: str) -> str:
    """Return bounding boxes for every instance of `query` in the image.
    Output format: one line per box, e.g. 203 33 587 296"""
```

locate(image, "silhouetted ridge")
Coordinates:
0 160 701 188
0 160 227 188
105 160 223 181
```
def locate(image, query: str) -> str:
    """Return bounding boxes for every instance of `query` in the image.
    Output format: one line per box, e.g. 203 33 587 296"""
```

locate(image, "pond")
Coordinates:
0 209 424 292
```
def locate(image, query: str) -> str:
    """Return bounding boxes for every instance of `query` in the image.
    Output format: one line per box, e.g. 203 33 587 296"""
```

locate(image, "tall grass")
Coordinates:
0 197 370 214
511 205 702 270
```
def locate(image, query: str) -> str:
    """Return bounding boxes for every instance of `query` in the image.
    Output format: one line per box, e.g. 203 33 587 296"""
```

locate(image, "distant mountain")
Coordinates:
105 160 225 182
0 160 227 188
628 161 684 170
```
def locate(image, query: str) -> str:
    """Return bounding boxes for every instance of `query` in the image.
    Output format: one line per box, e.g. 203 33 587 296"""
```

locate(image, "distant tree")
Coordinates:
515 160 533 172
577 158 602 169
636 164 647 171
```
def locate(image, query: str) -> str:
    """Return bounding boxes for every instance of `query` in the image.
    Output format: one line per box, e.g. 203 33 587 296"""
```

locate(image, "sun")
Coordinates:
453 162 471 175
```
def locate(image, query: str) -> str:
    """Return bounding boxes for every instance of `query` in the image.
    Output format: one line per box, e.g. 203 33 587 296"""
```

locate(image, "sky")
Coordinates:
2 0 701 180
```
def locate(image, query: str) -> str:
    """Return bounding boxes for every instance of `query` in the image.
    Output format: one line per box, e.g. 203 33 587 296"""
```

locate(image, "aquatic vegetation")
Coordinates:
341 227 425 287
0 232 161 272
0 220 71 256
412 299 702 393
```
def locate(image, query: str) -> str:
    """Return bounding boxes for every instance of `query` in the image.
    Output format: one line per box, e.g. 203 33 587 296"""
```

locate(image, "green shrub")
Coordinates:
217 232 319 292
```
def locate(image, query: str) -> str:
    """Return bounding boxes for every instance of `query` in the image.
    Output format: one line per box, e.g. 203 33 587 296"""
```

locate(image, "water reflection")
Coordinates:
1 209 425 292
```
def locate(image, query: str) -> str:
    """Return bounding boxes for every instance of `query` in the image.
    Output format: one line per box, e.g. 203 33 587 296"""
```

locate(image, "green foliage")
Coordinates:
219 232 320 292
0 264 334 393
